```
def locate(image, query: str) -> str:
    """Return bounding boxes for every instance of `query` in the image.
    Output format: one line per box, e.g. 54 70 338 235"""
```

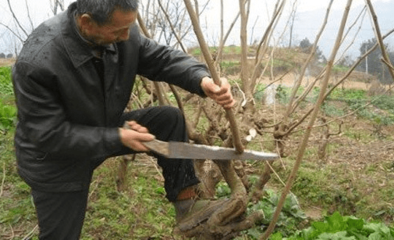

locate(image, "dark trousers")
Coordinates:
31 106 199 239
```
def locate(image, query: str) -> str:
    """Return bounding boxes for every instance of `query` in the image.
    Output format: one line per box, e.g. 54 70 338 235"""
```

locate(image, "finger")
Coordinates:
127 121 149 133
137 133 155 142
136 134 155 151
215 93 235 106
133 142 150 152
215 80 232 95
208 83 221 94
219 99 236 108
126 132 155 151
135 125 149 133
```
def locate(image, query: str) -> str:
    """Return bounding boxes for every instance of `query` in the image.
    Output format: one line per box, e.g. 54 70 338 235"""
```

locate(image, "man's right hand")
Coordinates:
119 121 155 152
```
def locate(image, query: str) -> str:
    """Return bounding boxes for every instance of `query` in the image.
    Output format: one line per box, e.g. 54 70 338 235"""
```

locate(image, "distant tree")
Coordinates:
0 53 5 58
358 38 393 84
6 53 13 58
336 55 353 67
299 37 325 61
299 37 312 51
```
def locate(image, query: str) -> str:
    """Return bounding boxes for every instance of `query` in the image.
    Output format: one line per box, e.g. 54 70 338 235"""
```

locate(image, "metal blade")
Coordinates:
143 139 170 156
143 140 278 161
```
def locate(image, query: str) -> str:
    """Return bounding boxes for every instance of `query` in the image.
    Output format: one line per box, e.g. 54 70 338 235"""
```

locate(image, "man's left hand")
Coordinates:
200 77 235 109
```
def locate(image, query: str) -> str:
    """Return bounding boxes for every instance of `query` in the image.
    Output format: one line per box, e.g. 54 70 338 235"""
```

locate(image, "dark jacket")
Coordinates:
12 3 209 192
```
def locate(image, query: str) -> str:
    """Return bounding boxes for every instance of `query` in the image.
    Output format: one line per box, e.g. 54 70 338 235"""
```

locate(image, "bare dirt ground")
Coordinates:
0 58 15 67
258 73 370 90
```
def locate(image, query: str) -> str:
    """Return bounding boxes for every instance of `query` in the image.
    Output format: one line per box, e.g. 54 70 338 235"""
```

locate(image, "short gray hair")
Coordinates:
76 0 139 25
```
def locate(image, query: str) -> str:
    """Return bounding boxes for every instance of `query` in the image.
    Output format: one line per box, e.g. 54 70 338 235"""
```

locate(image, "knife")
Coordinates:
142 139 278 161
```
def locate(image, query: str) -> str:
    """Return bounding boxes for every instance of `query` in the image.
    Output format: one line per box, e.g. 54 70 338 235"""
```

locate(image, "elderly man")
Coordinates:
12 0 234 239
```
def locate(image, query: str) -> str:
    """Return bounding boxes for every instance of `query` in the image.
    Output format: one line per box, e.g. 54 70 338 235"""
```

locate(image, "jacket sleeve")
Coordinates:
137 34 210 97
12 61 123 161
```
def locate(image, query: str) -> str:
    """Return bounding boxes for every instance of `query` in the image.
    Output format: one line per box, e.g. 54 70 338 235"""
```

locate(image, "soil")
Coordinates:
0 58 15 67
258 73 370 90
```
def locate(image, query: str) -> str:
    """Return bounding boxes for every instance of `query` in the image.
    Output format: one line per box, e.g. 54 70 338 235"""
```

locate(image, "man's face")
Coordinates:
83 9 137 46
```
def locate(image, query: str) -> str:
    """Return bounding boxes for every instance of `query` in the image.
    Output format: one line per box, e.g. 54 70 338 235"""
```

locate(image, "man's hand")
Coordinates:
200 77 235 109
119 121 155 151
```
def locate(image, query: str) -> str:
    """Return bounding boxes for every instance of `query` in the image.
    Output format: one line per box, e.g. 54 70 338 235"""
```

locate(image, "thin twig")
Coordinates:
6 0 29 37
335 6 367 65
157 0 187 53
148 156 164 182
285 0 334 121
0 22 25 43
9 223 15 239
216 12 241 64
24 0 34 30
22 225 38 240
0 162 5 197
365 0 394 79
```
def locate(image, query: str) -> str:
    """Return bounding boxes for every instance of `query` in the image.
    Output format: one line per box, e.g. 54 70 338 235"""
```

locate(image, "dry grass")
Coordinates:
0 58 15 67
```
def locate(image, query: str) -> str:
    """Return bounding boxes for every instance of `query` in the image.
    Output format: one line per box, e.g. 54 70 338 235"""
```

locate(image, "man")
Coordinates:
12 0 235 239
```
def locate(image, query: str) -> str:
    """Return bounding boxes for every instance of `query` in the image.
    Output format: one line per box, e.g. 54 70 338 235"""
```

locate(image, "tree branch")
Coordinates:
365 0 394 80
261 0 353 239
6 0 29 37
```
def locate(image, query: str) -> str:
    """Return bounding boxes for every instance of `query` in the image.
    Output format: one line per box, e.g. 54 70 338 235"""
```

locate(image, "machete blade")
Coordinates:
143 140 278 161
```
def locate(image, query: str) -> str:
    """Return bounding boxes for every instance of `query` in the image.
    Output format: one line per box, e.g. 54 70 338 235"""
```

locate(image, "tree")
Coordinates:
358 38 393 84
299 37 325 61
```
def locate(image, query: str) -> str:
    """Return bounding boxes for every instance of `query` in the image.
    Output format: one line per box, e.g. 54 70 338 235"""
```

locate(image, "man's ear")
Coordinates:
78 13 95 35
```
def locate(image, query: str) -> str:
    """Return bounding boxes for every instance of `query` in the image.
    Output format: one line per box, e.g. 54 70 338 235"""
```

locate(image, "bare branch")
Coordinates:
184 0 244 153
250 0 286 96
158 0 187 53
24 0 34 30
6 0 29 37
0 22 25 43
285 0 334 119
255 0 285 62
239 0 249 100
365 0 394 80
286 28 394 135
216 12 241 63
0 162 5 198
261 0 353 239
335 6 367 65
193 0 199 24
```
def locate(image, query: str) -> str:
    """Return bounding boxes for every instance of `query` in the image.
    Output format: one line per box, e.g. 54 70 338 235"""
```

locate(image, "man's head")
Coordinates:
76 0 139 46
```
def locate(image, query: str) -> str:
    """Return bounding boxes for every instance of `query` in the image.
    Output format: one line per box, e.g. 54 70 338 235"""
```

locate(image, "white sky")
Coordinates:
0 0 393 58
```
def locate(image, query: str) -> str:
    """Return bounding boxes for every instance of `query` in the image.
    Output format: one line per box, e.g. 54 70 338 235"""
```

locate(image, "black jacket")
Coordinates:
12 3 209 192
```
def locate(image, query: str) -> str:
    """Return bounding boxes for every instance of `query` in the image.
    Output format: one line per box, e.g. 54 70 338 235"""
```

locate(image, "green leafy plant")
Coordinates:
244 188 307 239
0 67 13 96
0 100 17 131
0 67 16 131
270 211 394 240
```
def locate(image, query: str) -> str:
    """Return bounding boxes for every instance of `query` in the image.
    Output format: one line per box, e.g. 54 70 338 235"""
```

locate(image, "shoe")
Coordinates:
174 198 229 232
